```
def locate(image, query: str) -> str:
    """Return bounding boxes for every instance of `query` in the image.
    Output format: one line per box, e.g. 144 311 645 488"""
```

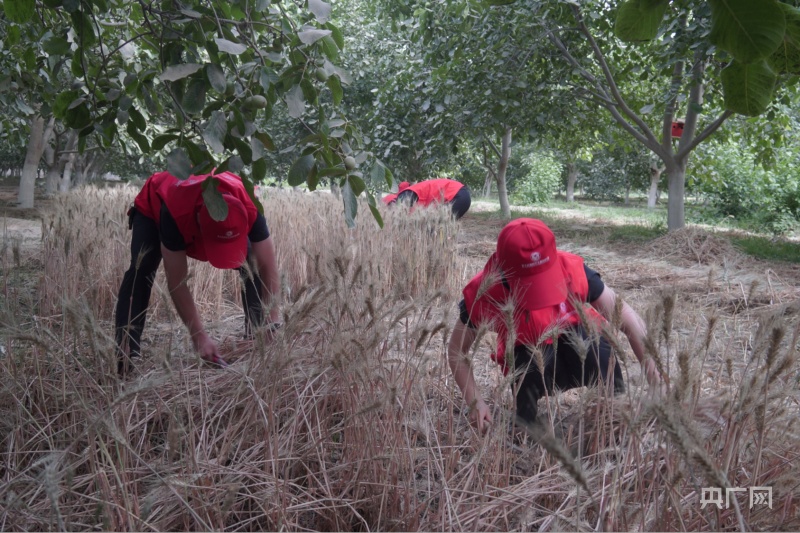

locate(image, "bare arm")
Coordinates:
161 245 221 363
591 285 660 385
447 319 493 432
251 236 281 323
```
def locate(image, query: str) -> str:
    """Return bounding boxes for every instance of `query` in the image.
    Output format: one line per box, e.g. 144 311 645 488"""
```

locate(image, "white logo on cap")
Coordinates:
521 252 550 268
225 230 233 237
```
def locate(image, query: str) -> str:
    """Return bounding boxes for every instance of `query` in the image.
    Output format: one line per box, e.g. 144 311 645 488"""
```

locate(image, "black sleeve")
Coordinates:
458 299 477 329
248 212 270 242
584 264 605 302
396 190 418 206
159 204 187 251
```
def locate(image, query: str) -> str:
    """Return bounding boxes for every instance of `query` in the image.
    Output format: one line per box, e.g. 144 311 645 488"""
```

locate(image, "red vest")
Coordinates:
382 192 399 205
133 171 258 263
410 179 463 206
462 252 604 374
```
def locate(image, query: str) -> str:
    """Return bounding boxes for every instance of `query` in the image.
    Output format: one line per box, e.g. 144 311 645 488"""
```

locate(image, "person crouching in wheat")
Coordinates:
115 170 281 376
447 218 661 432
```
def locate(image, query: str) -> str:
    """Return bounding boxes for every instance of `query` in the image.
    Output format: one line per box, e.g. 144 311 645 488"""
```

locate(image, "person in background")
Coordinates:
390 178 471 219
447 218 660 432
115 170 281 376
381 181 410 205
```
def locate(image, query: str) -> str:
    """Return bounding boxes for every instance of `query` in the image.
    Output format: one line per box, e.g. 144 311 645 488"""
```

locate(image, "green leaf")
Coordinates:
342 178 357 228
709 0 785 64
160 63 203 82
308 0 331 23
127 121 150 152
285 84 305 118
347 174 366 196
43 36 71 55
6 25 20 45
152 134 179 151
250 137 265 161
307 164 319 190
182 78 207 114
768 3 800 74
241 174 264 213
215 38 247 55
223 154 244 174
485 0 516 4
721 59 776 116
4 0 35 22
327 75 343 105
288 154 315 186
370 160 387 187
127 107 145 132
70 11 96 46
201 178 228 221
326 23 344 50
65 102 91 129
203 110 227 153
206 64 227 94
252 158 267 184
53 90 81 119
167 147 192 180
614 0 669 42
365 192 384 228
298 28 332 45
320 35 339 60
254 131 276 151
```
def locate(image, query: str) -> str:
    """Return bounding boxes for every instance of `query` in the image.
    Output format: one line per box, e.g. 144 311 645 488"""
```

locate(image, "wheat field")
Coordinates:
0 186 798 531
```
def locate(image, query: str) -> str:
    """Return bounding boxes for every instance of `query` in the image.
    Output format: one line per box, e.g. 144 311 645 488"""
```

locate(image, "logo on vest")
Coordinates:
218 230 240 240
521 251 550 268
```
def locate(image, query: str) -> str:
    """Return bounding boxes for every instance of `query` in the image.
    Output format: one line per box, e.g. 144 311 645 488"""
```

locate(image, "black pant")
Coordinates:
450 186 471 219
512 326 625 424
114 209 263 364
396 186 471 219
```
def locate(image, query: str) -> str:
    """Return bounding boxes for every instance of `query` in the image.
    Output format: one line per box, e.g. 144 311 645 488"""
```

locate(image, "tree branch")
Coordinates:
570 5 661 149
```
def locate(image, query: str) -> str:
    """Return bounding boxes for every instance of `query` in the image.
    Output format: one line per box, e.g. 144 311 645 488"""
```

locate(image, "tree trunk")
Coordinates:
666 161 686 231
17 116 50 208
43 130 60 196
44 164 62 196
624 183 631 205
566 163 578 202
482 172 493 197
647 162 663 208
60 152 77 193
495 126 512 218
58 131 79 193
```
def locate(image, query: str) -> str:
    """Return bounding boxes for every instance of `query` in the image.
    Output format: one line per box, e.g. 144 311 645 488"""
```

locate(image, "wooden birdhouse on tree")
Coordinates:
671 118 685 138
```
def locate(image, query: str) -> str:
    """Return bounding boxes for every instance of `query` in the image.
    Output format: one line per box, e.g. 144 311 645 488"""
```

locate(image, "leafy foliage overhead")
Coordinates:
0 0 391 226
613 0 800 116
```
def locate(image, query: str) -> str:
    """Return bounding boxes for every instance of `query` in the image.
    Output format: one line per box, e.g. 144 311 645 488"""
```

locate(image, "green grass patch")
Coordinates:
730 235 800 263
607 224 665 243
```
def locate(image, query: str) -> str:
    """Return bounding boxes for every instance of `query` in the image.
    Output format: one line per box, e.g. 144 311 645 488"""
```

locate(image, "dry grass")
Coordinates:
0 188 798 531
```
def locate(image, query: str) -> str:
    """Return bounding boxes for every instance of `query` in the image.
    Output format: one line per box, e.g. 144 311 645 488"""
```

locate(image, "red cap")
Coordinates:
491 218 567 309
398 181 411 192
198 194 249 269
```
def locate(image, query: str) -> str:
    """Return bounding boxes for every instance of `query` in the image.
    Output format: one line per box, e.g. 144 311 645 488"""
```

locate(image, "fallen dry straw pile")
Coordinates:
649 226 742 266
1 189 799 531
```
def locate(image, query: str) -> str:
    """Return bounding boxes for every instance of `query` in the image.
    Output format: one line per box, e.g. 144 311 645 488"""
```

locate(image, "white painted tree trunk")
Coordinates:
60 152 77 193
482 172 493 197
58 131 79 193
647 163 663 208
17 116 49 208
495 126 512 218
565 163 578 203
666 162 687 231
